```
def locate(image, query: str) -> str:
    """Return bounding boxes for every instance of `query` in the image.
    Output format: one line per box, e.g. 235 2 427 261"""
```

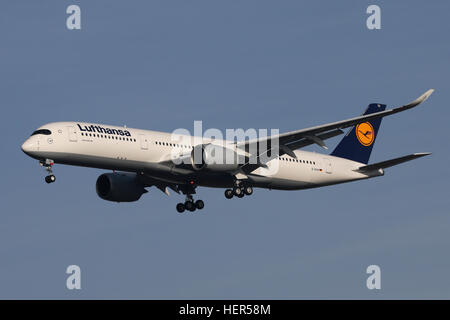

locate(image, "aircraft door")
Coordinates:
67 126 77 142
323 158 332 174
139 134 148 150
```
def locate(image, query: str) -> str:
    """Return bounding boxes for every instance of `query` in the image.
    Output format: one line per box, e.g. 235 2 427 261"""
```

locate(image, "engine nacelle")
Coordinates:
190 144 244 172
96 172 147 202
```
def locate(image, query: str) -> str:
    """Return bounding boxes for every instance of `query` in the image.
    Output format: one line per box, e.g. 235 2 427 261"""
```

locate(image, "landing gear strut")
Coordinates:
40 159 56 184
225 181 253 199
176 183 205 213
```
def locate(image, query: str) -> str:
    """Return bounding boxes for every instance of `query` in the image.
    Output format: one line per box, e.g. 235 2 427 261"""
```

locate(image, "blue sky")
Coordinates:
0 1 449 298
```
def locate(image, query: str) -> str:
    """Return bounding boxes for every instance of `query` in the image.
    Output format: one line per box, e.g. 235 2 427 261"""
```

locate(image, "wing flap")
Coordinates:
140 174 180 195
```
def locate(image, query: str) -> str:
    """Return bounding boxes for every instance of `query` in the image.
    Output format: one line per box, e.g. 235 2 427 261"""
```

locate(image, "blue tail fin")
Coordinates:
330 103 386 164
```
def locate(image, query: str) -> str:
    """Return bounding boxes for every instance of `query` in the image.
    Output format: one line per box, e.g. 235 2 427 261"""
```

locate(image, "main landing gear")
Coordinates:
176 182 205 214
40 159 56 184
176 195 205 213
225 182 253 199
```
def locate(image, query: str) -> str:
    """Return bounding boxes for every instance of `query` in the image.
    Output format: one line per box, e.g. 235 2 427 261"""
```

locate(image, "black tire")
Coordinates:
176 203 185 213
185 201 195 211
45 175 53 184
233 186 242 196
195 200 204 210
225 189 233 199
244 186 253 196
236 192 244 198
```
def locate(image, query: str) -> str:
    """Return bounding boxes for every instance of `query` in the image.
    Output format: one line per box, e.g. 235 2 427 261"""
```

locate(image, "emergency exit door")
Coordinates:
139 134 148 150
67 126 77 142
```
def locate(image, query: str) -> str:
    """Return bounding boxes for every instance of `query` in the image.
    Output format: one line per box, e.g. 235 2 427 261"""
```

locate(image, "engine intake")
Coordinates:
96 172 147 202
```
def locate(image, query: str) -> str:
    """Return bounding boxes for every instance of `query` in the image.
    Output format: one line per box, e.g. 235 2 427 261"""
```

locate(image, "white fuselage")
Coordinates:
21 122 382 190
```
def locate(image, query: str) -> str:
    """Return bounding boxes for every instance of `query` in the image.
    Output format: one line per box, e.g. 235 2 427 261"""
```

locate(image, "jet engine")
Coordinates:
96 172 147 202
190 144 245 172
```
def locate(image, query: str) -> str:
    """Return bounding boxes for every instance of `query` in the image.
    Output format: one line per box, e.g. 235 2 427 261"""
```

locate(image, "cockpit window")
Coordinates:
31 129 52 136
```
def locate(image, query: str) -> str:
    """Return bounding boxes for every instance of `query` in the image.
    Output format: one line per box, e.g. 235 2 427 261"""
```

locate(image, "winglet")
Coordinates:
413 152 432 157
405 89 434 108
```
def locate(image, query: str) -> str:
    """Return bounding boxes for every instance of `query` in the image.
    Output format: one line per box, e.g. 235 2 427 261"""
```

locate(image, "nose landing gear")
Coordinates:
40 159 56 184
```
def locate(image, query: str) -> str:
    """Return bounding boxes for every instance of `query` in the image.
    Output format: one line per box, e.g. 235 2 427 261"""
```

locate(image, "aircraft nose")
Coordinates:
21 139 35 154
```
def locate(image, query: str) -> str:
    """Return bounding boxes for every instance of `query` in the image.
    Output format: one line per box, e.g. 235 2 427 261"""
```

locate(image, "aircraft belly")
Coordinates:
248 175 313 190
249 161 314 190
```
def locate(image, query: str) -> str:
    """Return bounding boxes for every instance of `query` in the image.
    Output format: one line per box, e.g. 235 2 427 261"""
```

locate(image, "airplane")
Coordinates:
21 89 434 213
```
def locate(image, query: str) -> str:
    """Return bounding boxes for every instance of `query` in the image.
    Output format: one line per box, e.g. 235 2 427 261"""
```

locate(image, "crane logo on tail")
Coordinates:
356 122 375 146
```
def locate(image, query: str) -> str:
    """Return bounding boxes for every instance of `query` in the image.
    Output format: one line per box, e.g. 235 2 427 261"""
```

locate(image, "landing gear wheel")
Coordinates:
177 183 203 213
45 175 56 184
185 201 196 212
195 200 204 210
244 186 253 196
233 186 243 197
236 192 244 198
225 189 234 199
176 203 185 213
41 159 56 184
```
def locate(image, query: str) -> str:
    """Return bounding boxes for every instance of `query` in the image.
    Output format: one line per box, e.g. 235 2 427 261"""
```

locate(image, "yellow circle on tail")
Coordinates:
356 122 375 146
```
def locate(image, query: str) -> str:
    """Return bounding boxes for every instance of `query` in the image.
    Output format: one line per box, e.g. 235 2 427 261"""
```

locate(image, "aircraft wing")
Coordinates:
238 89 434 167
140 173 181 195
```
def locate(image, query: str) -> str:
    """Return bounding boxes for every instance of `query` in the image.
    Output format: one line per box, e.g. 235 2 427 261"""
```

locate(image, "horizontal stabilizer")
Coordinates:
356 152 431 172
